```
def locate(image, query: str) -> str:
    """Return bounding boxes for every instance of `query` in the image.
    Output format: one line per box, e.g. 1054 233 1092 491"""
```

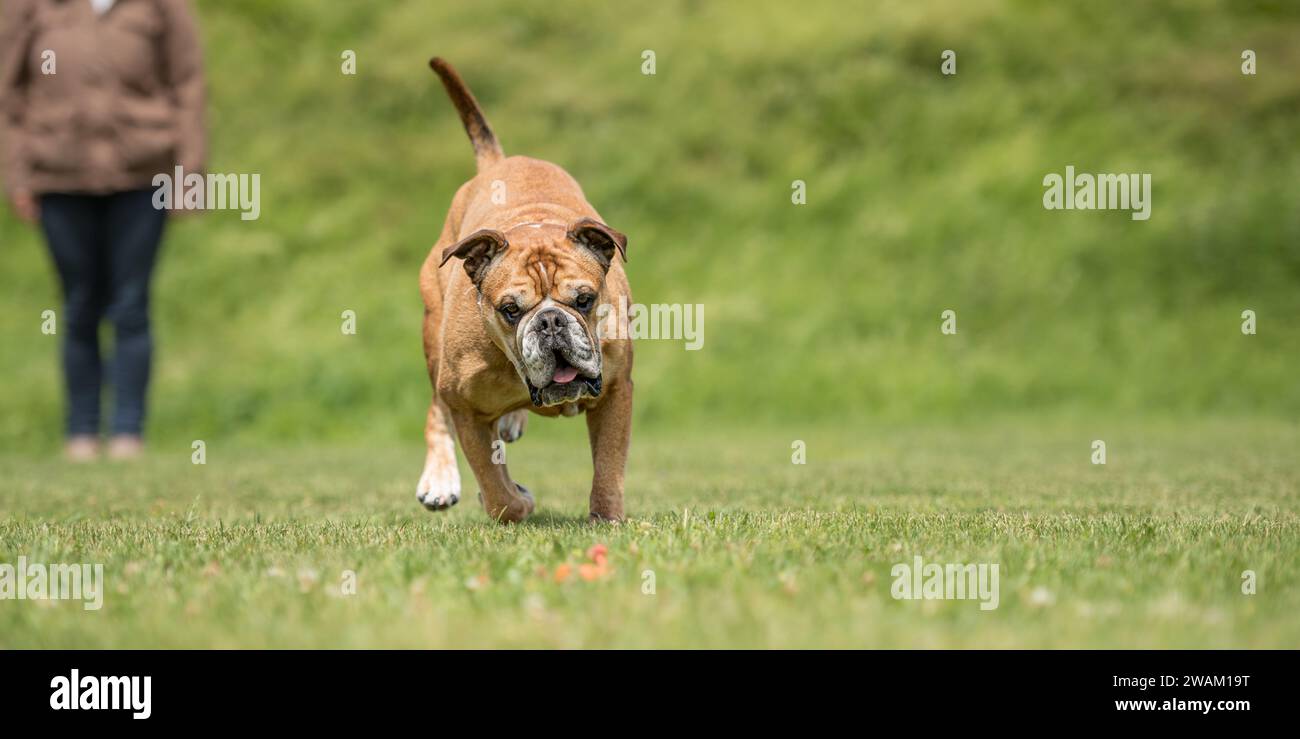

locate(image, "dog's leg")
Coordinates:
585 378 632 522
416 399 461 510
452 409 535 523
496 409 528 443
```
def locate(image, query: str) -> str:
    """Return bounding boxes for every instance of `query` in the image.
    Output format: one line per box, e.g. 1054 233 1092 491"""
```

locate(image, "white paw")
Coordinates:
416 464 461 511
496 410 527 443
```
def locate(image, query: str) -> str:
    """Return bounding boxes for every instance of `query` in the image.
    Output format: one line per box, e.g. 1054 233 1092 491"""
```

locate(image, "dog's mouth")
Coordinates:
527 350 602 406
551 354 581 385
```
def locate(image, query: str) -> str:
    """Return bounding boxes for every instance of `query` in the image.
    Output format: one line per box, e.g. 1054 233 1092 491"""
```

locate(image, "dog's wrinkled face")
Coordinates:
441 218 627 407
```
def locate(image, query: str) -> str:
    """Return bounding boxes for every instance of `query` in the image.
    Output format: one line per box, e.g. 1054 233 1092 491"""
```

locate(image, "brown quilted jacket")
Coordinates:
0 0 205 195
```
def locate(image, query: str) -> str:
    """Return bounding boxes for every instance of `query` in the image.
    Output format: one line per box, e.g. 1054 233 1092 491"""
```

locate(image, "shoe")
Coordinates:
65 435 101 462
107 434 145 460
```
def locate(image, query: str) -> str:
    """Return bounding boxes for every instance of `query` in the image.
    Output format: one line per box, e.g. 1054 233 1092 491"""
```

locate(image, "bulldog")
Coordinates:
415 58 633 524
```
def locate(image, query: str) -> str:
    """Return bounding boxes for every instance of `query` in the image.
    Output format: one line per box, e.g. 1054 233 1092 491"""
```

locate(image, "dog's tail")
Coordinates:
429 57 504 171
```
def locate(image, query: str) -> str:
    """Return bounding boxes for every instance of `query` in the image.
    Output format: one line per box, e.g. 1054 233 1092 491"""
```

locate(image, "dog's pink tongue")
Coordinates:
553 366 580 384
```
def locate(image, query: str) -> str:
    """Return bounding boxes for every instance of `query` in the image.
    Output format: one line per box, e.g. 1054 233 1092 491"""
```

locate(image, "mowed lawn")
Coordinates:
1 418 1296 649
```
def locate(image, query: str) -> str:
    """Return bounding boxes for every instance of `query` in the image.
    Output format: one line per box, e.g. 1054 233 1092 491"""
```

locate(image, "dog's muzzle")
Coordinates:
520 307 602 406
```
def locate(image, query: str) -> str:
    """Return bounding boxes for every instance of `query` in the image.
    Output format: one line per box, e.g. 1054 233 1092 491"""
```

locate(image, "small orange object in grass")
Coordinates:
579 544 612 581
547 545 611 584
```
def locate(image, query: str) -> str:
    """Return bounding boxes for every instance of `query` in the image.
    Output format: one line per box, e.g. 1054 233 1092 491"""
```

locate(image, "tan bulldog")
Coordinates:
416 58 633 524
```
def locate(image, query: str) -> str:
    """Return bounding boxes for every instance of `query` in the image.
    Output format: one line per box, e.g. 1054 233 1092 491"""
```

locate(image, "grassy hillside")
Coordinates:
1 1 1297 651
2 0 1298 450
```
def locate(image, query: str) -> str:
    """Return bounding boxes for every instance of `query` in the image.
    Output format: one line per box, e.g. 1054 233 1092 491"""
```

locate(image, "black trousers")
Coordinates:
39 189 167 437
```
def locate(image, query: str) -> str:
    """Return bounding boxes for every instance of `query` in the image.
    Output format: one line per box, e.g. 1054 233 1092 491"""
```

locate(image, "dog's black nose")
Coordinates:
532 308 565 335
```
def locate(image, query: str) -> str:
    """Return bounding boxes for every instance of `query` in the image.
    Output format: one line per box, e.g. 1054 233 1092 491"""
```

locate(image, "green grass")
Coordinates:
0 1 1297 648
3 419 1296 648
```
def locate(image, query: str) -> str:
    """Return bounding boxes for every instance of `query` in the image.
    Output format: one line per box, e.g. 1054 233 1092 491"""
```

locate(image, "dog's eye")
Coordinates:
574 294 594 312
499 303 521 323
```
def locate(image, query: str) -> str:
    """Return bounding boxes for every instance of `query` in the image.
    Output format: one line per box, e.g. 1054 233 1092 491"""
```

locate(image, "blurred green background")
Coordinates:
2 0 1298 451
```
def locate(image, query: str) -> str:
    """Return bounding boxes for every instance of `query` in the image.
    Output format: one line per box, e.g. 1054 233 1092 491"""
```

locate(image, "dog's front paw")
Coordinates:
482 483 535 523
496 410 528 443
416 464 461 511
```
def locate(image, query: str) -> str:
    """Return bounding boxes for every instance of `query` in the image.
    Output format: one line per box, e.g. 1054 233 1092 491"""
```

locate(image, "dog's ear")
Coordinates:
439 229 509 284
567 217 627 270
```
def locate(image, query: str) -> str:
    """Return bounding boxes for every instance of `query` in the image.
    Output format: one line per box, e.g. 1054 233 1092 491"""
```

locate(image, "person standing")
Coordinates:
1 0 205 460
